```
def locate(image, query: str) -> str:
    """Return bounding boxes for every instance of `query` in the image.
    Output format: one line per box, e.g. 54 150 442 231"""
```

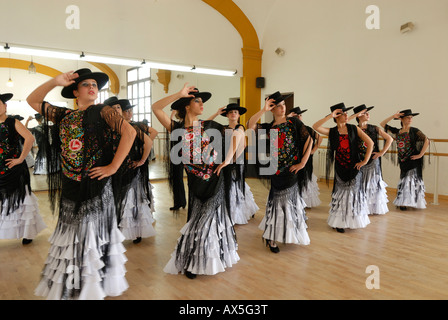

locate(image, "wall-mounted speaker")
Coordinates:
256 77 265 88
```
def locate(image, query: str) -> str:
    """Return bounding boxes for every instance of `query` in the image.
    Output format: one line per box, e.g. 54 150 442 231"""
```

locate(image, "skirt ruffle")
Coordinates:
328 172 370 229
300 173 322 208
361 159 389 215
393 168 426 209
164 183 239 276
118 173 156 240
229 180 259 225
35 180 128 300
0 190 46 240
259 184 310 245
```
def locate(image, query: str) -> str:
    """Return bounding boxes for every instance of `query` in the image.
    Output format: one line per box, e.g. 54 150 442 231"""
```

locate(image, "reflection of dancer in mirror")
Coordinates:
26 113 47 174
380 109 429 211
153 83 243 279
209 103 259 225
349 105 393 215
313 103 373 233
104 96 157 244
248 91 312 253
27 69 136 299
287 106 322 208
0 93 46 245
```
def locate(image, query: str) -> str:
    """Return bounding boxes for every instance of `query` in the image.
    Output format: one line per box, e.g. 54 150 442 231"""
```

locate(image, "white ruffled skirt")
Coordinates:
361 159 389 215
35 180 128 300
393 168 426 209
118 173 156 240
300 173 321 208
328 172 370 229
229 180 259 225
259 184 310 245
164 183 239 276
0 190 46 240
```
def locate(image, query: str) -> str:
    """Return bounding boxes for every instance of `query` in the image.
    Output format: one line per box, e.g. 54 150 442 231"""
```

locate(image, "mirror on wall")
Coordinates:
0 50 240 190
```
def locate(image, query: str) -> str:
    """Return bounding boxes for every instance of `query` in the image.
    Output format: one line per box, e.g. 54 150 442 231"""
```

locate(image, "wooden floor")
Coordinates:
1 177 447 300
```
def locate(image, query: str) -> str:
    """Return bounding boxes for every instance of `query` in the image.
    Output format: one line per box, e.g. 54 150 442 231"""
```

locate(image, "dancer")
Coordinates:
247 92 312 253
104 96 157 244
27 68 136 300
288 106 322 208
313 102 373 233
26 113 47 174
169 110 186 211
153 83 243 279
218 103 259 224
380 109 429 211
0 93 46 244
349 104 393 214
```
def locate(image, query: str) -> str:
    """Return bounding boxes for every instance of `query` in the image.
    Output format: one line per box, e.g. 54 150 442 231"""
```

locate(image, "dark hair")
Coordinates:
177 106 187 119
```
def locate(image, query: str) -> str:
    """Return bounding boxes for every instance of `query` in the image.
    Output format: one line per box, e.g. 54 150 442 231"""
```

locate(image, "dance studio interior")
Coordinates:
0 0 447 303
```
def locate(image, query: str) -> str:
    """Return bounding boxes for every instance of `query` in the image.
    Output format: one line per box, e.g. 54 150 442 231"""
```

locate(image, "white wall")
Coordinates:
0 0 243 72
255 0 448 197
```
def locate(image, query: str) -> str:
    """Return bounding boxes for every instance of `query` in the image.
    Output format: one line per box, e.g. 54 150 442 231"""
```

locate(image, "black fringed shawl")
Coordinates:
255 117 311 194
384 125 428 179
41 102 123 214
164 119 227 221
0 117 31 215
326 124 361 189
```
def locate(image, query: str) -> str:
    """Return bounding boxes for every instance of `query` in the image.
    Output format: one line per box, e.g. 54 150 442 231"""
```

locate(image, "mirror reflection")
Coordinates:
0 51 240 190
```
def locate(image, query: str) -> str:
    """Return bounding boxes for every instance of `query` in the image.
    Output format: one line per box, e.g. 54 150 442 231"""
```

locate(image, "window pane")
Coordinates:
139 67 150 80
145 81 151 97
127 85 132 99
128 69 138 82
139 82 145 97
133 84 138 99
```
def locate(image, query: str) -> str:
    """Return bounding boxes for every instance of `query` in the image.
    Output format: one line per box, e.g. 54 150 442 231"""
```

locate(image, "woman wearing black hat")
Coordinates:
0 93 46 244
153 83 243 278
313 103 373 233
209 103 259 225
349 105 393 215
27 69 136 299
104 96 157 244
288 106 323 208
380 110 429 211
247 92 312 252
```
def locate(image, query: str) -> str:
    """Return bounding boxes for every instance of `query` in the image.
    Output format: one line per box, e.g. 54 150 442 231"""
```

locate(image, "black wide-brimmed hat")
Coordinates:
330 102 353 113
395 109 420 119
0 93 13 103
290 106 308 115
11 114 24 121
267 91 292 105
171 88 212 111
353 104 374 114
104 96 135 111
220 103 247 117
61 68 109 99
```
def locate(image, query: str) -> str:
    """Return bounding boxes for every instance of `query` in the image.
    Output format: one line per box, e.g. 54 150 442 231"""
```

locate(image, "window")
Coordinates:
127 67 152 126
96 81 110 104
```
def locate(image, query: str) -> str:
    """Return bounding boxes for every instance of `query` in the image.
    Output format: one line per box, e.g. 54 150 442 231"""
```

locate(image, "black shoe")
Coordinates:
185 271 197 279
133 237 142 244
22 238 33 245
336 228 345 233
399 206 407 211
265 239 280 253
170 205 186 211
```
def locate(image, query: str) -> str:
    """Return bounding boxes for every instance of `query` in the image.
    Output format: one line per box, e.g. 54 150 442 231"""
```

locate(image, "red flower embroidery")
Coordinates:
69 139 82 151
